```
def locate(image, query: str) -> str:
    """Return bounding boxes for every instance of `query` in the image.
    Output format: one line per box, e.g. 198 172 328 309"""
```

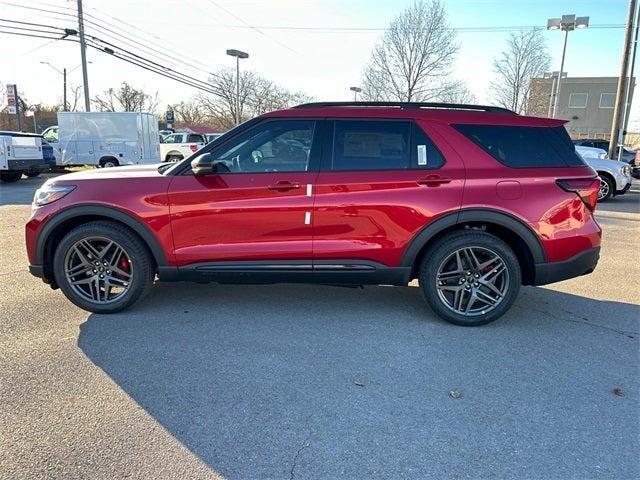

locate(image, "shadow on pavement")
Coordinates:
78 283 640 479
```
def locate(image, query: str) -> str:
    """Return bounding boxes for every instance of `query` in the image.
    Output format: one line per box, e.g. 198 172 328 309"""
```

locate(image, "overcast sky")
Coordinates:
2 0 637 127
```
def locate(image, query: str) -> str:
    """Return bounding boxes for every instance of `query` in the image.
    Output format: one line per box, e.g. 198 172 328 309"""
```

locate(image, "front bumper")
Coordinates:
533 246 600 286
615 182 632 195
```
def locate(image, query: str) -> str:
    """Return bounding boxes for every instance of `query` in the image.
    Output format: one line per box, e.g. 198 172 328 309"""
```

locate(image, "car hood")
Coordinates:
50 164 165 182
583 157 629 170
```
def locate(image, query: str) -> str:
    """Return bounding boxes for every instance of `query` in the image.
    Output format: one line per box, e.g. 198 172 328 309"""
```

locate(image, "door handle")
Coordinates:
417 175 452 187
268 181 301 191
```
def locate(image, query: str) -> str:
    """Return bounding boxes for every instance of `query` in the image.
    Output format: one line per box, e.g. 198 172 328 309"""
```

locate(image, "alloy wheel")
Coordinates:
64 236 133 304
597 176 609 200
435 246 509 316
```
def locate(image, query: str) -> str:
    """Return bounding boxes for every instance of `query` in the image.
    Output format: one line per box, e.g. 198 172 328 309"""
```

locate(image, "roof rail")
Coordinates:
293 101 516 114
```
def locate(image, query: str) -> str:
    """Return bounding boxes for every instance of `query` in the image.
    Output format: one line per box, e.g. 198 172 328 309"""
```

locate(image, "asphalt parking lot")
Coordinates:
1 174 639 480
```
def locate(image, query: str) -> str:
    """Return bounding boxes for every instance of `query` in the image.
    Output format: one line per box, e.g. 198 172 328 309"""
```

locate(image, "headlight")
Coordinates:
621 165 631 177
599 153 607 159
33 184 76 206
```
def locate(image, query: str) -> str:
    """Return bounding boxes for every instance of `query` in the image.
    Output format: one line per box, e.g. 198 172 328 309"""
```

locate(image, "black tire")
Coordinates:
166 154 183 163
53 221 155 313
0 171 23 183
418 231 521 326
25 170 41 178
597 174 614 202
99 157 119 168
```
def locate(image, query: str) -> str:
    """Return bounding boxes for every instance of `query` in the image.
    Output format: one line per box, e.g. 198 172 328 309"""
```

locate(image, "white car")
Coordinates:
575 145 632 201
160 132 206 162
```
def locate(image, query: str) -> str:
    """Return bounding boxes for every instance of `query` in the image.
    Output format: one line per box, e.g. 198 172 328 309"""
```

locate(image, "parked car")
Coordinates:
0 131 48 182
26 101 603 326
575 145 632 201
160 132 206 162
573 138 639 178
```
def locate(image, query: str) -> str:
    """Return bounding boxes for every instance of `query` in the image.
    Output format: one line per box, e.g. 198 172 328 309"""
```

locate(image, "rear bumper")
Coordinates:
6 159 48 171
533 246 600 286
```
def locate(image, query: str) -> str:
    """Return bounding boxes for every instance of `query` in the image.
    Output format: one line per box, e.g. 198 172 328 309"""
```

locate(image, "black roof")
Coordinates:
293 101 516 114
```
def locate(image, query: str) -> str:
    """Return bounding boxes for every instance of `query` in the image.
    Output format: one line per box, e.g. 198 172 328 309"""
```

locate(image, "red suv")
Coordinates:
26 102 602 326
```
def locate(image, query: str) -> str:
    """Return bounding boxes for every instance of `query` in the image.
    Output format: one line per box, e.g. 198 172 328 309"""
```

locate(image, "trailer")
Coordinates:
0 131 48 183
48 112 160 167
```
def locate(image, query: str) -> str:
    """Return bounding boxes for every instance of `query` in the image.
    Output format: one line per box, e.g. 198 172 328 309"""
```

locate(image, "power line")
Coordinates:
204 0 297 53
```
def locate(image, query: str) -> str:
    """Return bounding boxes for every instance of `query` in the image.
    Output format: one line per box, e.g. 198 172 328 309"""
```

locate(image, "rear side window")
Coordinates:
330 120 444 170
332 120 410 170
454 124 585 168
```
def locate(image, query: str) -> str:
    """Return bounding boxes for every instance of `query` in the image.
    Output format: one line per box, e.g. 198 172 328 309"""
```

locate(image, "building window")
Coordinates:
599 93 615 109
568 93 588 108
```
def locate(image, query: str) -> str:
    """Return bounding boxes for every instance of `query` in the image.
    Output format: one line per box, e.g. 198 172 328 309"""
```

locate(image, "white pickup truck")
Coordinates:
160 132 207 162
0 131 48 182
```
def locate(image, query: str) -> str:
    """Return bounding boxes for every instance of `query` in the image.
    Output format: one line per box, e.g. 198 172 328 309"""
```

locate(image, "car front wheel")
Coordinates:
419 231 521 326
597 175 614 201
53 221 155 313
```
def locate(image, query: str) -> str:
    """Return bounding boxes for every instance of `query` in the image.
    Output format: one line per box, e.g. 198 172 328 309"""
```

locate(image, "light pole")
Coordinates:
350 86 362 101
226 49 249 126
547 14 589 118
40 61 91 111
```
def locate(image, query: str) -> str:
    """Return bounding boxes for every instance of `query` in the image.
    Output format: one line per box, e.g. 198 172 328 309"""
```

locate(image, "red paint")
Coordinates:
26 107 601 279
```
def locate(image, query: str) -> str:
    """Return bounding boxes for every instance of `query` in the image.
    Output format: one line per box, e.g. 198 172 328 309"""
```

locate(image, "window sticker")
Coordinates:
417 144 427 166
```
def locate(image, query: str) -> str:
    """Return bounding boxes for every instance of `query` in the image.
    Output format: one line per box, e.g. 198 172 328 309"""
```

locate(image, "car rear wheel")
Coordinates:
597 174 614 201
419 231 521 326
53 221 155 313
166 154 183 163
25 170 41 178
99 158 119 168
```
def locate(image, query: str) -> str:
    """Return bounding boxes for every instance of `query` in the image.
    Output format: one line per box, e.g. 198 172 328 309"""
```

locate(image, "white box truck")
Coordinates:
0 131 48 183
52 112 160 167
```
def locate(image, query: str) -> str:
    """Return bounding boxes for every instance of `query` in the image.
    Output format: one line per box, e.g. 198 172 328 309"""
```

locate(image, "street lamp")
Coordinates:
547 14 589 118
226 49 249 126
40 61 92 111
350 86 362 101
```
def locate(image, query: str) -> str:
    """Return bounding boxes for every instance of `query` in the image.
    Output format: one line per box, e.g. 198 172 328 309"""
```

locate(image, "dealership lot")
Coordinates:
1 175 639 479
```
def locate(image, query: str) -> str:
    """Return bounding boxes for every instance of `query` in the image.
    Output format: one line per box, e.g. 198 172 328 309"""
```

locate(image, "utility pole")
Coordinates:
77 0 91 111
609 0 636 159
63 68 68 111
621 0 640 156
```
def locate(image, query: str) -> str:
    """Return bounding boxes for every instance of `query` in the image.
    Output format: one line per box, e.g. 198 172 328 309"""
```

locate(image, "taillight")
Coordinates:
190 145 198 152
556 178 600 212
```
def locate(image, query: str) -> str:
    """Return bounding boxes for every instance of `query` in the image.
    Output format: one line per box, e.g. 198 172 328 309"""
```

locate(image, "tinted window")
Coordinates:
411 123 445 169
210 120 314 173
332 121 410 170
187 134 204 143
454 124 585 168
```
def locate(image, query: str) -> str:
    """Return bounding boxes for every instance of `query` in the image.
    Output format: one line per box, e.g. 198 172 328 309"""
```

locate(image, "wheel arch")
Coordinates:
37 205 168 285
401 209 546 285
99 156 119 167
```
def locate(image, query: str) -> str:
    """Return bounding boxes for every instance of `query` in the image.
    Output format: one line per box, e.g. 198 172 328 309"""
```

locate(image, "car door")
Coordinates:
167 118 321 269
312 119 465 269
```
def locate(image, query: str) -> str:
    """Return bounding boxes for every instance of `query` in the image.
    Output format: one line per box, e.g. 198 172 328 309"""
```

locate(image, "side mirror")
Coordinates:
191 153 214 175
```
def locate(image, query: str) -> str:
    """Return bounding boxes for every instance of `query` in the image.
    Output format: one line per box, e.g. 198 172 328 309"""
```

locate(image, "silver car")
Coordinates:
575 145 632 201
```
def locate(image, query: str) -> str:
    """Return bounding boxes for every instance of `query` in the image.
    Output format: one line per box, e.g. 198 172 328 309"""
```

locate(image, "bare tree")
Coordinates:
490 29 550 114
92 82 159 112
66 85 83 112
361 0 468 102
169 100 206 126
197 67 313 130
